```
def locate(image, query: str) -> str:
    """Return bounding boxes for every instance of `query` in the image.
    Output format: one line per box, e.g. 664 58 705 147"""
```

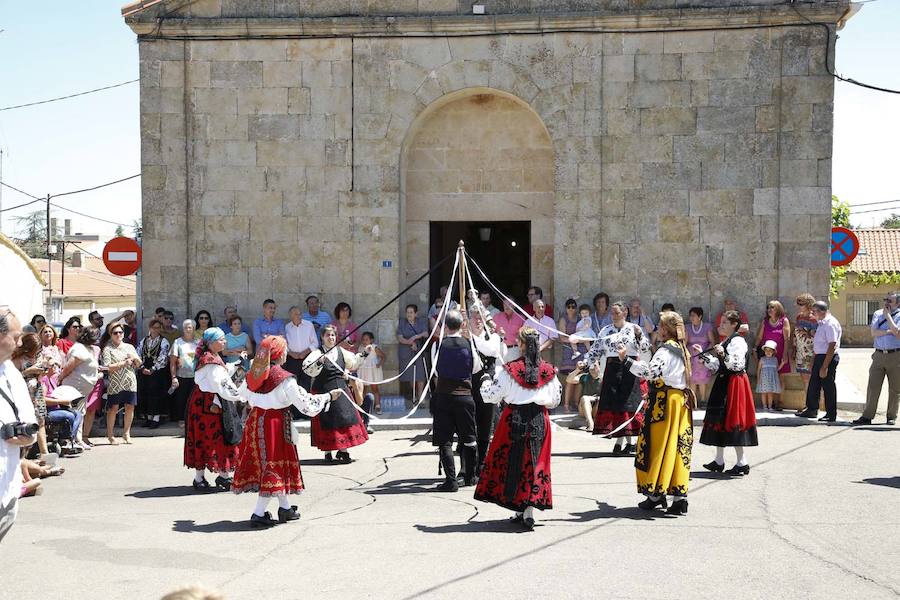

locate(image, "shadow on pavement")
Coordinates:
125 486 206 499
690 471 737 480
172 519 256 533
552 451 632 460
365 478 444 495
851 426 899 432
546 501 655 522
414 519 531 534
856 476 900 490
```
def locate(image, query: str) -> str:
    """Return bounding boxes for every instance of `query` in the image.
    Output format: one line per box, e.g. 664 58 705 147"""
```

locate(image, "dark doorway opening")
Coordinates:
429 221 530 309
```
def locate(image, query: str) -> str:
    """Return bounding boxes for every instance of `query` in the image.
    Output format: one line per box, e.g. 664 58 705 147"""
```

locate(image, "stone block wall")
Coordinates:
134 10 836 376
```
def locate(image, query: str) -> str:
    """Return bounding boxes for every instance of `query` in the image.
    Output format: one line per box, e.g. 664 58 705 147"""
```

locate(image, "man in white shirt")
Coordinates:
796 300 842 422
0 308 38 542
284 305 319 389
528 300 558 355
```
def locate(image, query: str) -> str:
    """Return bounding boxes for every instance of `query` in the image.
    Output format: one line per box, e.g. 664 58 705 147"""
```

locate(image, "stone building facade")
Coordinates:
123 0 853 358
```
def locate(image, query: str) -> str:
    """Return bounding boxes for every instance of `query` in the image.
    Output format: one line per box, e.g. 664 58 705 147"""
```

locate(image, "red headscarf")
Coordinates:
246 335 288 392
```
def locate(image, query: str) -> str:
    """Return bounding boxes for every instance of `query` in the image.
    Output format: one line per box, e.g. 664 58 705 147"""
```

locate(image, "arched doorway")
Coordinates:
400 88 555 309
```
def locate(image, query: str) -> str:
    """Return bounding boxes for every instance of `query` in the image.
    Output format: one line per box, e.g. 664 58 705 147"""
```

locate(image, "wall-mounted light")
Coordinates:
472 4 485 15
510 241 517 247
479 226 491 242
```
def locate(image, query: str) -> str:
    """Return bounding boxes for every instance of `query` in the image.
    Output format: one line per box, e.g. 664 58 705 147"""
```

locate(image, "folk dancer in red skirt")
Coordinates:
582 301 651 455
302 324 371 463
184 328 244 492
474 327 561 531
696 310 758 476
234 336 341 528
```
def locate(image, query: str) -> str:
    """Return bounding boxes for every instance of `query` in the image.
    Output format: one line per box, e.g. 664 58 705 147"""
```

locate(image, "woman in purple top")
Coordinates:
331 302 359 353
557 299 580 412
686 307 717 405
755 299 792 410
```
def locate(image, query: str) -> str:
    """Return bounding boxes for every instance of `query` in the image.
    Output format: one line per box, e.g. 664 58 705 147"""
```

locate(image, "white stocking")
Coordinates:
253 495 270 517
735 447 747 467
524 506 535 522
194 468 205 483
615 438 625 449
626 435 634 446
715 447 725 465
277 493 291 510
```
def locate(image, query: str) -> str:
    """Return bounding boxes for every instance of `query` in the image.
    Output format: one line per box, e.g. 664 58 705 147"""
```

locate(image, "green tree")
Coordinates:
829 195 850 298
12 210 60 258
879 213 900 229
131 219 142 239
115 225 124 237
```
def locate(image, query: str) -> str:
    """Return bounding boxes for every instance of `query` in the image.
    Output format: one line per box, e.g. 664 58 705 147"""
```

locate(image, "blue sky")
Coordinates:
0 1 896 240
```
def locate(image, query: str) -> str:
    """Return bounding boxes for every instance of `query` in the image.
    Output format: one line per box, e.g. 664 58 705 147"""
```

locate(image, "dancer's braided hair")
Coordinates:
518 326 541 385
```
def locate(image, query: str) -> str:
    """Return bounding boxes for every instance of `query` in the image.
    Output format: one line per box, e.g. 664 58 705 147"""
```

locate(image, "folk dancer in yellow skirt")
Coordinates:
616 311 693 515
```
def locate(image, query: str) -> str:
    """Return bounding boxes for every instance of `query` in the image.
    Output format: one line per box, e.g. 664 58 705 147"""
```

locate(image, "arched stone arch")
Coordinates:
398 87 556 305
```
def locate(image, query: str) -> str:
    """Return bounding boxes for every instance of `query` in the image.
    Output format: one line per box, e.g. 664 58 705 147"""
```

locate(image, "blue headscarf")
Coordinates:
202 327 226 344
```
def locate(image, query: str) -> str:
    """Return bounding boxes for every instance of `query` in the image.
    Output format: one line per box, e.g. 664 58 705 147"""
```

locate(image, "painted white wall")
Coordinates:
0 243 45 322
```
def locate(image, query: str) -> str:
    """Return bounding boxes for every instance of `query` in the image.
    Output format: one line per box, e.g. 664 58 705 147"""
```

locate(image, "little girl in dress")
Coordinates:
756 340 782 411
357 331 386 413
570 305 597 360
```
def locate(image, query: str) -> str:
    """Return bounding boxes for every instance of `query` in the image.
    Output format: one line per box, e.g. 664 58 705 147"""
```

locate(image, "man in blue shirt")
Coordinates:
252 299 285 342
852 291 900 426
303 295 332 342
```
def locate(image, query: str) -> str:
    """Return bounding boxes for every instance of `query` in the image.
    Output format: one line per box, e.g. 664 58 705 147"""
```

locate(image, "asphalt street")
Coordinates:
6 406 900 600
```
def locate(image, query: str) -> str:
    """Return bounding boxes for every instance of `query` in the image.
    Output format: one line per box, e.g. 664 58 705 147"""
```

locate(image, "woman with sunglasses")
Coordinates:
101 323 141 444
57 317 82 356
754 300 792 411
194 310 213 336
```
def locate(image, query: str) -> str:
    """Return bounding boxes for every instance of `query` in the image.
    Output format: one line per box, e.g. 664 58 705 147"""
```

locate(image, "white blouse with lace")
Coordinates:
626 343 688 389
194 362 242 407
479 366 561 408
699 335 748 373
238 378 332 417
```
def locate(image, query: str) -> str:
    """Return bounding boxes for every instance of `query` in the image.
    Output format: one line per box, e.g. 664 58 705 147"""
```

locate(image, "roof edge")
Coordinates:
0 233 47 287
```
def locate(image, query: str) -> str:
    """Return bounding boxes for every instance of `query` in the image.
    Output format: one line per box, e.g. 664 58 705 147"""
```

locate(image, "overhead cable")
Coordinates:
0 79 139 112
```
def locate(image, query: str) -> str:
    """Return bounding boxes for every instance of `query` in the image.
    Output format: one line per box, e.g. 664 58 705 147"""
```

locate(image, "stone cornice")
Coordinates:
125 5 851 38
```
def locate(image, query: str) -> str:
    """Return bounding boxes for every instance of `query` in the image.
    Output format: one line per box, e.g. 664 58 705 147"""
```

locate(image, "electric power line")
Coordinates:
0 79 139 112
49 202 132 228
50 173 141 199
853 205 900 215
0 180 40 200
849 199 900 208
0 198 41 213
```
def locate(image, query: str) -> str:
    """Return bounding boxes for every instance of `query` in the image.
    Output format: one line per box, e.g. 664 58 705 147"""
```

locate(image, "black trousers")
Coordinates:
805 353 840 416
432 393 476 446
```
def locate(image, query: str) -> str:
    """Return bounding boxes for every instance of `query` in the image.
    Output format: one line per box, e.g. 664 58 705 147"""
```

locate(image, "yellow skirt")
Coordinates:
635 385 692 498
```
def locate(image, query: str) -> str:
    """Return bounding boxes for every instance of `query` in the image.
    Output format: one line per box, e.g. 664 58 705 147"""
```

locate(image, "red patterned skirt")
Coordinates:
474 404 553 512
592 380 648 437
310 411 369 452
700 372 759 447
233 407 303 496
183 387 240 471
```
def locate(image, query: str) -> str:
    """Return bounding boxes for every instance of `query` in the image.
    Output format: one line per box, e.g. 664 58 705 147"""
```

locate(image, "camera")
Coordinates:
0 421 40 440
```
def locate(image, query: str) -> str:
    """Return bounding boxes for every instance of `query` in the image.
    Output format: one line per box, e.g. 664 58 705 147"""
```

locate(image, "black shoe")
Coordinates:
436 478 459 492
795 409 818 418
336 450 352 464
148 420 160 429
324 452 333 463
462 474 479 487
638 496 668 510
625 444 636 454
850 417 872 426
192 478 212 492
250 511 278 528
612 444 626 456
523 517 535 531
818 415 836 423
666 499 689 515
703 460 725 473
214 475 232 491
277 505 301 522
726 464 750 476
887 419 896 426
509 513 524 524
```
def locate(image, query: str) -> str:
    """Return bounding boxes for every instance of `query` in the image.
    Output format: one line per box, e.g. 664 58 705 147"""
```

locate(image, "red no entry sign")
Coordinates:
831 226 859 267
103 236 142 276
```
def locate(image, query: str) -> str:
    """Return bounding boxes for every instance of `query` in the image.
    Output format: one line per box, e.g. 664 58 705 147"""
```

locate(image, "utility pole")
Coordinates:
0 149 4 232
46 194 52 319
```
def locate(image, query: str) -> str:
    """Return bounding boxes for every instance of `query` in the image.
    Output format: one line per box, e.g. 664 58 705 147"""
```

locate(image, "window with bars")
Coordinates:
851 299 881 327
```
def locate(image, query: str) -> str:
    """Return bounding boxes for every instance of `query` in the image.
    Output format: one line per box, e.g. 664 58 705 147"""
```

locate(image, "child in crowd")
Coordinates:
756 340 782 411
569 304 596 360
357 331 386 414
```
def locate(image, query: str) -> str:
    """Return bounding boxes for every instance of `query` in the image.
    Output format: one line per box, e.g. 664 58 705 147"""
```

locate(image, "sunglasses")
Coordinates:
111 330 124 335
